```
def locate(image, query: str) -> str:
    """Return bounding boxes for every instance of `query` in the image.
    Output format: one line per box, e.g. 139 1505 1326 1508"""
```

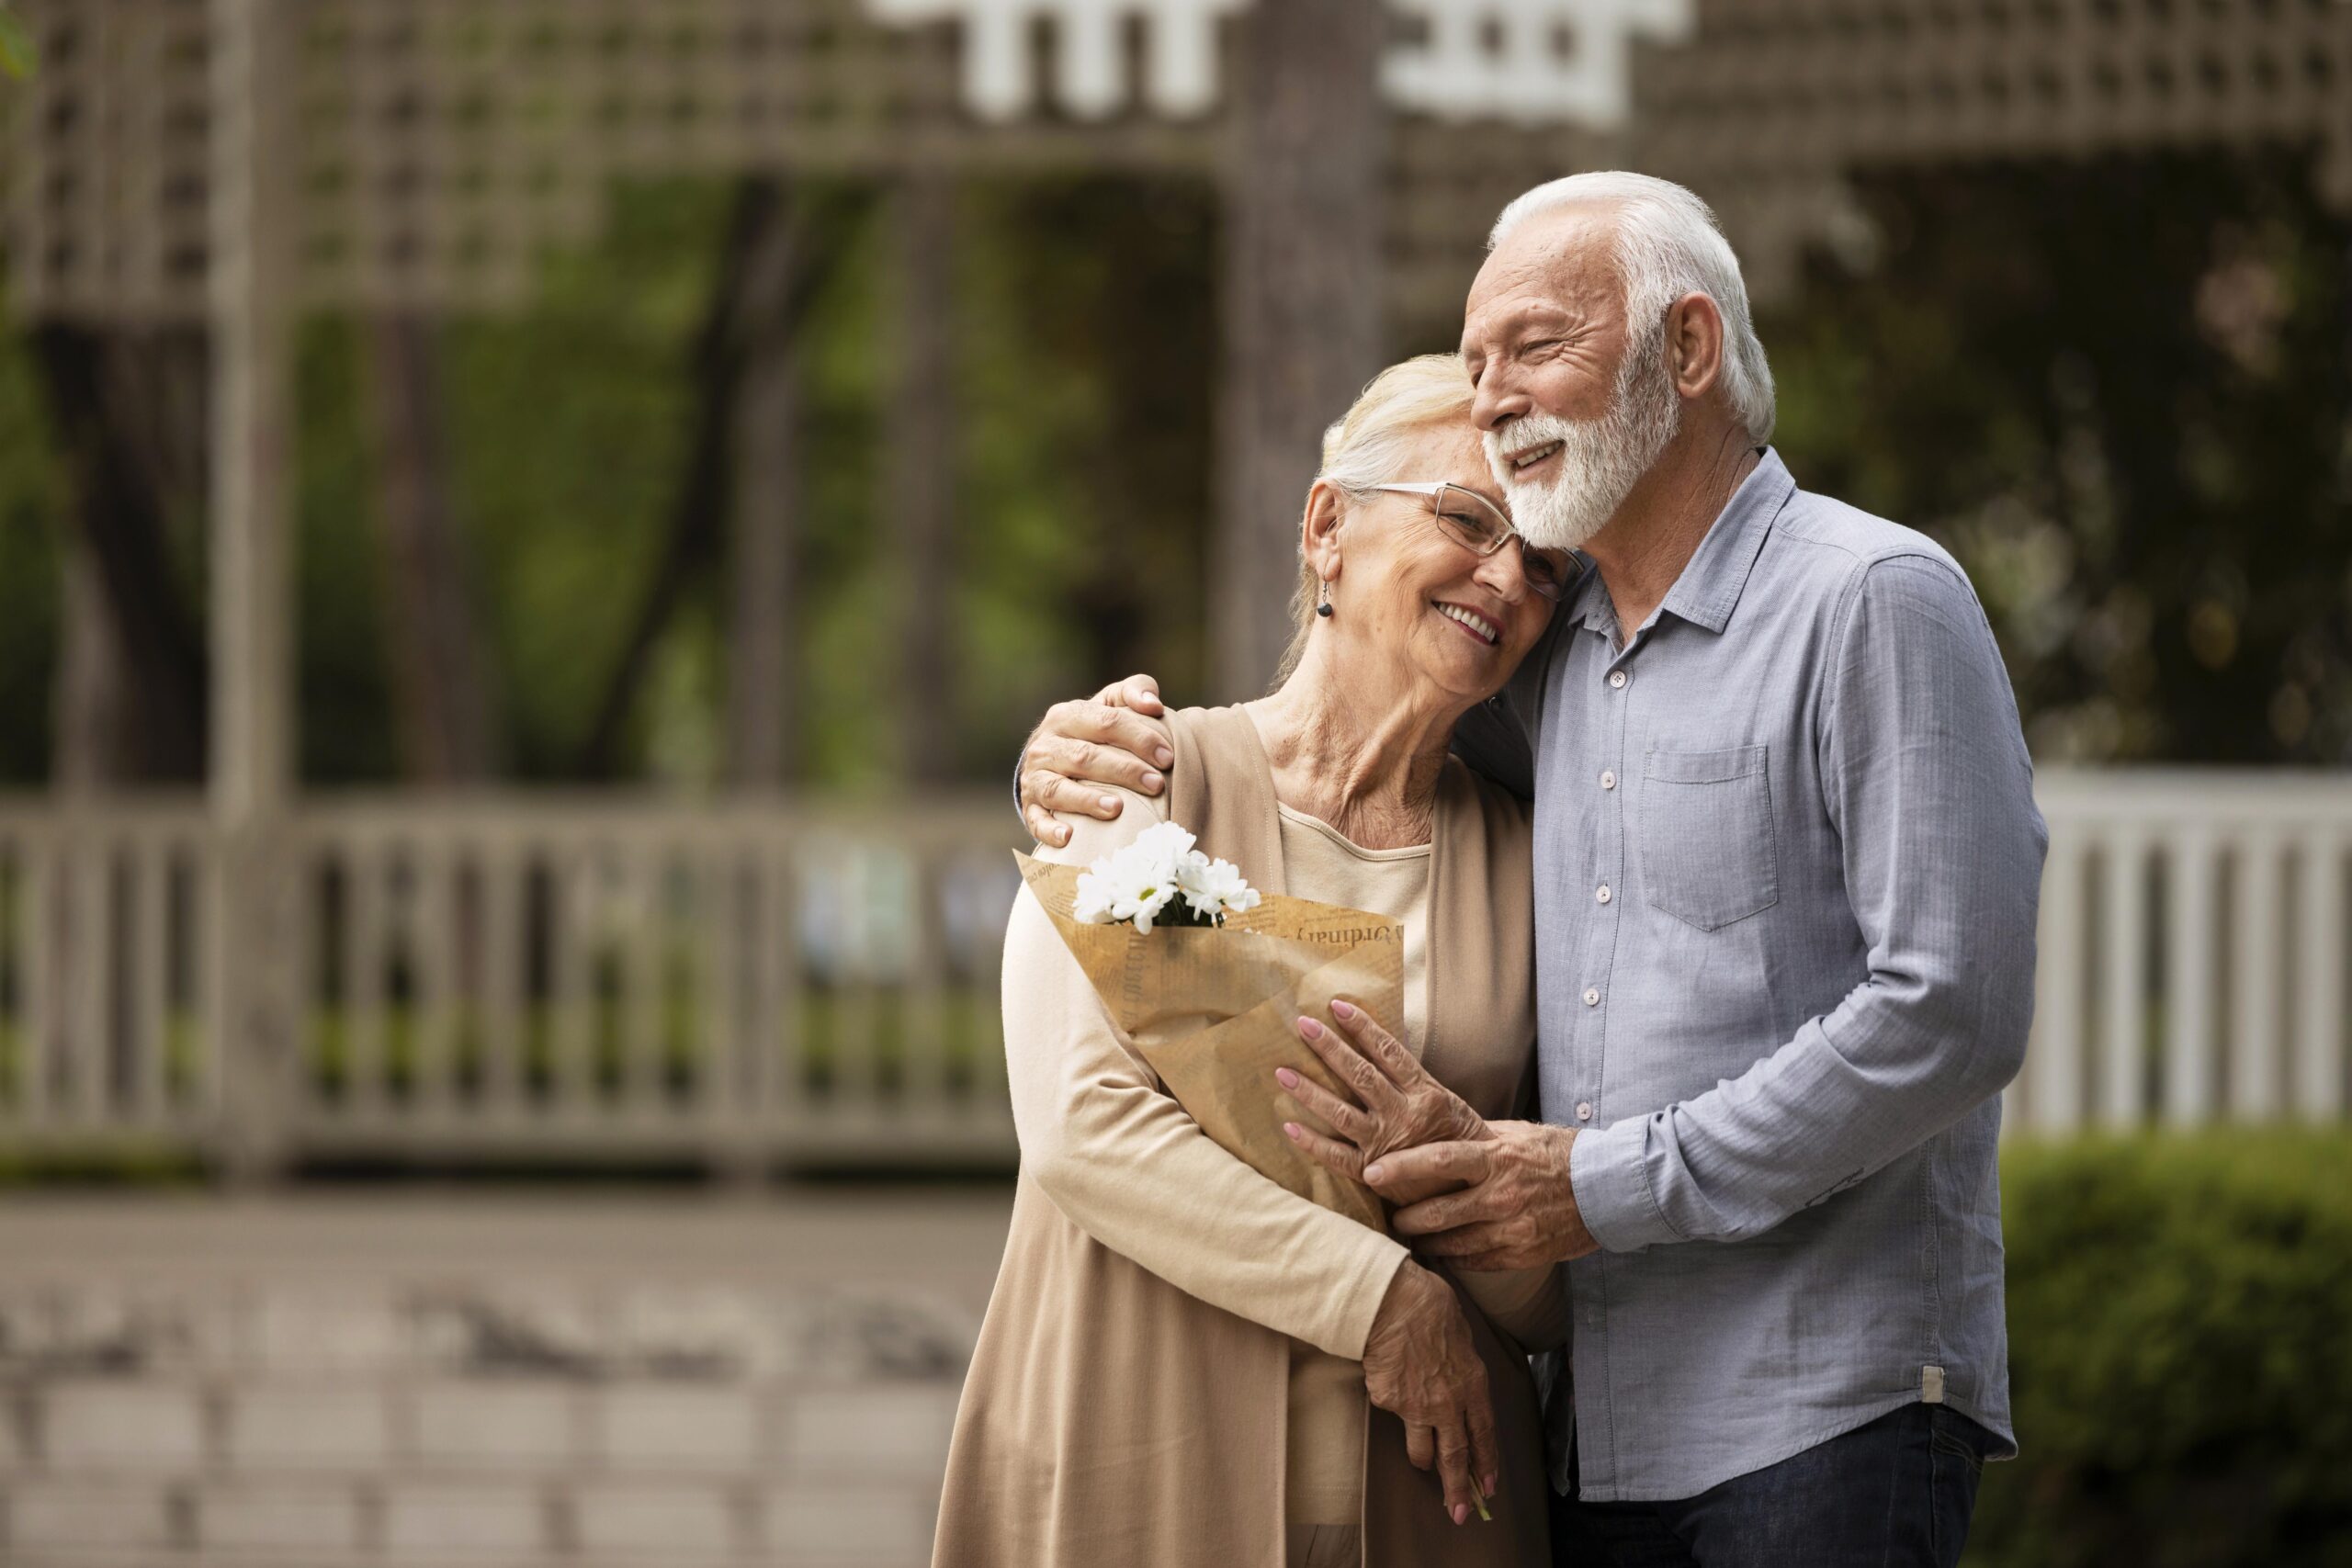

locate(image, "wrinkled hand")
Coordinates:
1017 674 1174 847
1277 998 1492 1206
1362 1261 1498 1527
1382 1121 1599 1271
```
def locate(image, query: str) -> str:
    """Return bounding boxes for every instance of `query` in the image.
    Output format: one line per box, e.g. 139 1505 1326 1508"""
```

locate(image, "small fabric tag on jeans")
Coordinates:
1921 1365 1947 1404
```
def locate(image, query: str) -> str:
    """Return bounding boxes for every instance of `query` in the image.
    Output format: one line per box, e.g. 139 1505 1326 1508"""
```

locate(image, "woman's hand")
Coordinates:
1362 1260 1498 1525
1278 998 1493 1207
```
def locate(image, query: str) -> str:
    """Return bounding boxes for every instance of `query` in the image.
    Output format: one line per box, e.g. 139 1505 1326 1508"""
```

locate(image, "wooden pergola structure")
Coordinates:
0 0 2346 1172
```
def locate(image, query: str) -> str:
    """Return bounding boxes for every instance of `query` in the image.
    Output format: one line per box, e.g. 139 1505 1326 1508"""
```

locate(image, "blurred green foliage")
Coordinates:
1970 1131 2352 1568
286 174 1216 789
1769 152 2352 764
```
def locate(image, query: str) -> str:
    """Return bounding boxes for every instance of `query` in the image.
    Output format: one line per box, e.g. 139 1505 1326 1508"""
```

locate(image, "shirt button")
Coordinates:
1576 1101 1594 1122
1600 770 1616 790
1608 670 1628 689
1583 987 1600 1007
1595 884 1612 905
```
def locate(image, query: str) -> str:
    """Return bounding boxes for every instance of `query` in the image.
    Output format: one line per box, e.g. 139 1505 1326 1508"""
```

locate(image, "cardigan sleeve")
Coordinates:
1007 785 1411 1360
1453 1265 1566 1353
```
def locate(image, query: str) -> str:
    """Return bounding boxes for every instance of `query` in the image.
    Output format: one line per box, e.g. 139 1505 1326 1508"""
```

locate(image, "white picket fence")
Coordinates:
0 795 1025 1173
0 771 2342 1172
2012 770 2349 1134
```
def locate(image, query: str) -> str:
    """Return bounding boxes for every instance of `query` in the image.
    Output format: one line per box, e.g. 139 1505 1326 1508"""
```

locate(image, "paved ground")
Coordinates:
0 1185 1016 1301
0 1184 1016 1568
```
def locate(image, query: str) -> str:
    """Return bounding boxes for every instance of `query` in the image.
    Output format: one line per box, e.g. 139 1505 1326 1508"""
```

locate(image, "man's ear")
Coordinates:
1665 292 1727 402
1302 480 1347 581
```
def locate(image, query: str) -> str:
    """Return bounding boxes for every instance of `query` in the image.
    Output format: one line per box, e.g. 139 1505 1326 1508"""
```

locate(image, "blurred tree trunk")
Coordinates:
363 312 502 784
32 324 210 787
54 540 130 793
726 178 805 789
1214 0 1385 702
578 178 830 781
890 174 956 784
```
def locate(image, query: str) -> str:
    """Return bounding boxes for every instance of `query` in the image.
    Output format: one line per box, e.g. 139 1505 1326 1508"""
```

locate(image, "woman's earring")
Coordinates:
1316 581 1333 618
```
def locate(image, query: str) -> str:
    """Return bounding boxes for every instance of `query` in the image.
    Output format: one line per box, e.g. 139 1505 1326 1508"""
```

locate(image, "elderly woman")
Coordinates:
933 355 1575 1568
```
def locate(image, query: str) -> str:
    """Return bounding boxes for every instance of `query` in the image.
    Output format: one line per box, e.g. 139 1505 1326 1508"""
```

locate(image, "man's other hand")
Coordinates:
1017 673 1174 847
1379 1122 1599 1271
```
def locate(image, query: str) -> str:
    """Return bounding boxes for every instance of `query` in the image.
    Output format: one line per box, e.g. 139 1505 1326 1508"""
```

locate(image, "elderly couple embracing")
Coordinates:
932 172 2048 1568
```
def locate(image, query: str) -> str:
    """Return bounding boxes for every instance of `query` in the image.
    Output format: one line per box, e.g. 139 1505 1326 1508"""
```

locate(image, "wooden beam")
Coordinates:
1213 0 1385 702
209 0 299 1181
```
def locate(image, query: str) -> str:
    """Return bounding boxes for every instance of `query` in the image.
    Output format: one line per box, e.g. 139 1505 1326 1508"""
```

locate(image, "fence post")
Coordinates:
209 0 301 1183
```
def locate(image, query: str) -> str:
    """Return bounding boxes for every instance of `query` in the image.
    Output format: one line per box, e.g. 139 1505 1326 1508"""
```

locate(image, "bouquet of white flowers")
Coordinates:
1071 820 1262 933
1017 824 1400 1234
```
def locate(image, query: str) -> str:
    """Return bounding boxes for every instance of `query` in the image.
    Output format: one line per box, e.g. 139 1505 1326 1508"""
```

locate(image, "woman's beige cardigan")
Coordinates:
933 705 1555 1568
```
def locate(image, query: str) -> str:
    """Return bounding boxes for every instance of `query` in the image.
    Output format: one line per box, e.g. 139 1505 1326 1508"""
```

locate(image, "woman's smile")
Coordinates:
1432 600 1503 648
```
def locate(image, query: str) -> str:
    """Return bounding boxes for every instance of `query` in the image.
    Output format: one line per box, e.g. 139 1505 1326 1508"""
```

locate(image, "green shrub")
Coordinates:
1968 1132 2352 1568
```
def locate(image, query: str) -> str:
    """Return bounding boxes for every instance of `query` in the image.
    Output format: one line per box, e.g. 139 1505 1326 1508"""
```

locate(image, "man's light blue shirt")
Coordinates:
1455 449 2047 1504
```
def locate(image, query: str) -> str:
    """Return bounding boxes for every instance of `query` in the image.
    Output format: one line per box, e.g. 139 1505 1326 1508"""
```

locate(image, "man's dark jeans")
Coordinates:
1549 1404 1995 1568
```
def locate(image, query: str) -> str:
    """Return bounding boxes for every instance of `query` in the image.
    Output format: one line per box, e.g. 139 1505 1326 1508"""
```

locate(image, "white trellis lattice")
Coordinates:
864 0 1246 119
1386 0 1694 127
861 0 1692 127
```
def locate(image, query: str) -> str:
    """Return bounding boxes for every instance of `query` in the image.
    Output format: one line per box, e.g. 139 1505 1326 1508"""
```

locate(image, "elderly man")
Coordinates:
1016 171 2045 1568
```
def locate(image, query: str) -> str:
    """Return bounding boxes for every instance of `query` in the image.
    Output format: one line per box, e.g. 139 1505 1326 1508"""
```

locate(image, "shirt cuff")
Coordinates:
1570 1114 1682 1254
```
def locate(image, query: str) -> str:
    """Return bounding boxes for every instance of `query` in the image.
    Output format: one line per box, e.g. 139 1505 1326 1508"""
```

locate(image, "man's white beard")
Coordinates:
1486 332 1681 554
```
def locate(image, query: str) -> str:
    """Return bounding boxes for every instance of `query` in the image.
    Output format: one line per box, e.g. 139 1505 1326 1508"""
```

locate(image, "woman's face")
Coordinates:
1324 422 1561 707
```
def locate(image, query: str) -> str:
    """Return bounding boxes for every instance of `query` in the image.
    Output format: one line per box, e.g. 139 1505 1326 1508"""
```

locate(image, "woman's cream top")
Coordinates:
1275 803 1434 1527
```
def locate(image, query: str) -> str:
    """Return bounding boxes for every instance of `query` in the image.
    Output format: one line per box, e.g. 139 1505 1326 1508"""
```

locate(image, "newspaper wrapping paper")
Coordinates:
1015 852 1403 1235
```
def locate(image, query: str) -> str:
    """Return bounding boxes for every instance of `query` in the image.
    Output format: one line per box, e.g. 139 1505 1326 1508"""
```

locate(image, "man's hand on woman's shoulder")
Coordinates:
1017 672 1178 847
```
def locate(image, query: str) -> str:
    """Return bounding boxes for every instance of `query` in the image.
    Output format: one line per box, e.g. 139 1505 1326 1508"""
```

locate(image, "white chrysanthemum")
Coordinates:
1177 854 1260 919
1077 820 1198 933
1072 868 1120 924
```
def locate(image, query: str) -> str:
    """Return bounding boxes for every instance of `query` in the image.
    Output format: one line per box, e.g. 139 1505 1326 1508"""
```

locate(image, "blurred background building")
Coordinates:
0 3 2345 1566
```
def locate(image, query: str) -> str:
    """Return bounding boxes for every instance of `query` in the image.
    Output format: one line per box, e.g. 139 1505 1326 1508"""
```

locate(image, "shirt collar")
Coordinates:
1562 447 1792 641
1654 447 1792 636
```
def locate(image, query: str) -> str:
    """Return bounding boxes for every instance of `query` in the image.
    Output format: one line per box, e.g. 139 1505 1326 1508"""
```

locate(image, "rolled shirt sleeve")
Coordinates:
1572 552 2047 1252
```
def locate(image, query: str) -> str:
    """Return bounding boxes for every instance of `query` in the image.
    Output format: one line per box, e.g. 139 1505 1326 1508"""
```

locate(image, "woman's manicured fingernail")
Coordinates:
1098 795 1119 812
1297 1017 1324 1040
1275 1067 1298 1089
1154 746 1174 766
1283 1122 1301 1140
1363 1163 1385 1184
1452 1504 1469 1526
1141 771 1163 790
1483 1475 1497 1498
1330 998 1357 1019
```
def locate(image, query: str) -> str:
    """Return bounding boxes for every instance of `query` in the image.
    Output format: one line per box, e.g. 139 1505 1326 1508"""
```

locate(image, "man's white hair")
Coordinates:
1488 172 1777 445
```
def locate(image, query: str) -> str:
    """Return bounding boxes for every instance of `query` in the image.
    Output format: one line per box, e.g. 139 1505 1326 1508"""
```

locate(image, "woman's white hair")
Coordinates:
1270 355 1475 687
1488 172 1777 445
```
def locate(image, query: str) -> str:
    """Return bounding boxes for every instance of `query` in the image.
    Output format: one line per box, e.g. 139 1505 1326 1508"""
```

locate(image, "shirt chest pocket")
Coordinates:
1637 743 1780 931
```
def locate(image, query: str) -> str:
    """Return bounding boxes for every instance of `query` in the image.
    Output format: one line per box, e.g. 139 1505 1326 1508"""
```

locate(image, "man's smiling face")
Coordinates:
1460 205 1681 554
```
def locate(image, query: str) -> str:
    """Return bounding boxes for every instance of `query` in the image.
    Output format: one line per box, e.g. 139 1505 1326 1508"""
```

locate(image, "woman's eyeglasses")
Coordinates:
1370 482 1582 603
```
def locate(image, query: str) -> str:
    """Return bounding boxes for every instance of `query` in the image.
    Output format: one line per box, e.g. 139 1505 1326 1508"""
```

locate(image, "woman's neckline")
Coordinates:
1240 700 1452 851
1275 801 1432 861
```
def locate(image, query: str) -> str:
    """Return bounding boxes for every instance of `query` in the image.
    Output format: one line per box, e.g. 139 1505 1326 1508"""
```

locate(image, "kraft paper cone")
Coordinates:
1016 852 1403 1235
